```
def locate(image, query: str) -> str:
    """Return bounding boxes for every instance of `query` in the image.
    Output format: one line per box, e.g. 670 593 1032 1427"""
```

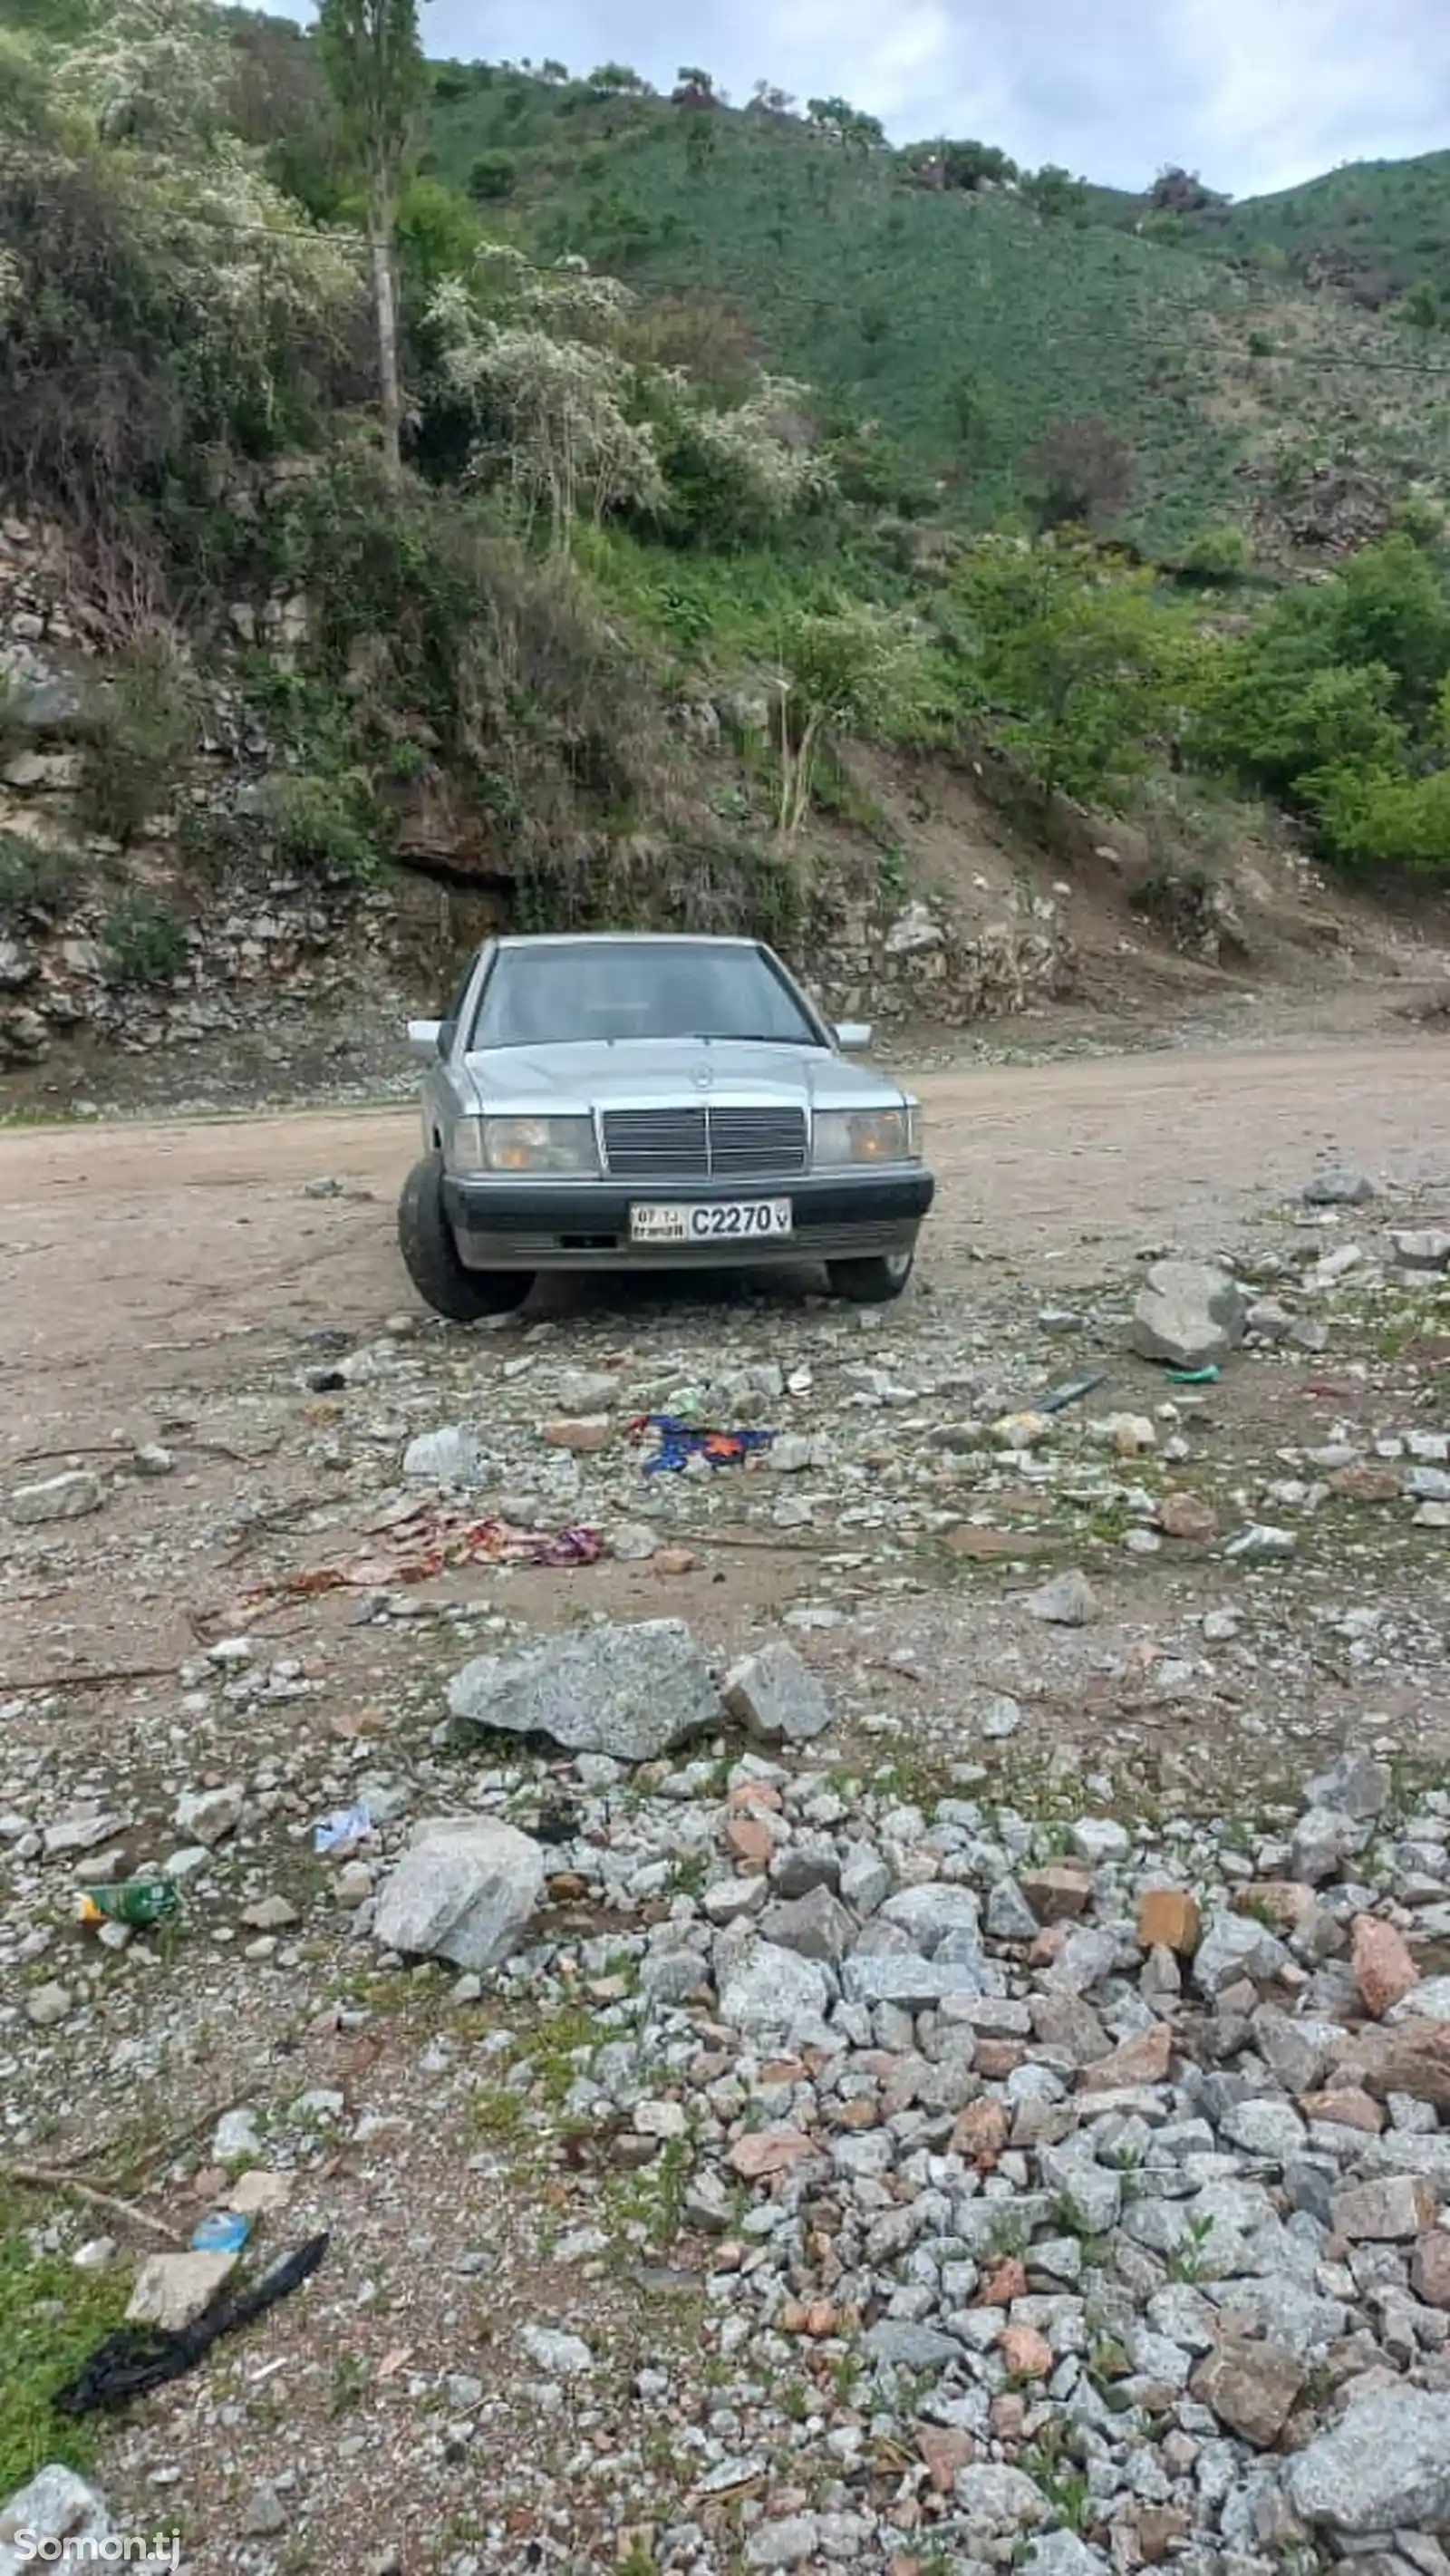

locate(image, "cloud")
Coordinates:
291 0 1450 198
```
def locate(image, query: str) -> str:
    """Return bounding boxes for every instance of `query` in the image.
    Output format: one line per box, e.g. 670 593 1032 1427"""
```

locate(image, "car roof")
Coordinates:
491 933 763 951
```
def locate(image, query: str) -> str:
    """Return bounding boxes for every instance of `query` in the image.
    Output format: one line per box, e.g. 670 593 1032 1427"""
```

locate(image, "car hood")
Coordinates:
460 1039 907 1115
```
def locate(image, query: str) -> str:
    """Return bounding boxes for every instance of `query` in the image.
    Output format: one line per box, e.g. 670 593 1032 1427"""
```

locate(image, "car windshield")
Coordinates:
472 944 822 1051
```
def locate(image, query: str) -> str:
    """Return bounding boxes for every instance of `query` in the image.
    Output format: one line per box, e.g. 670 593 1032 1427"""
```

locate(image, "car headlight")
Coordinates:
813 1107 920 1167
450 1116 598 1176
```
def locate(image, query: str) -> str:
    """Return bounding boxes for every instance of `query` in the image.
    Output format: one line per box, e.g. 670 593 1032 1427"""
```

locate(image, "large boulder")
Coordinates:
0 2468 112 2576
372 1817 545 1971
446 1619 719 1762
1130 1262 1247 1369
1284 2385 1450 2534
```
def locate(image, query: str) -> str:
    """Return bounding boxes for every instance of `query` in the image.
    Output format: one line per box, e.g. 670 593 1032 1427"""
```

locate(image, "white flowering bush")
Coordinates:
430 249 835 547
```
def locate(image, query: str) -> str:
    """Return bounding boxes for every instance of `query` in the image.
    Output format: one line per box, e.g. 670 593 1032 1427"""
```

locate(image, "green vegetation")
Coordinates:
0 2190 131 2492
2 0 1449 989
101 889 188 984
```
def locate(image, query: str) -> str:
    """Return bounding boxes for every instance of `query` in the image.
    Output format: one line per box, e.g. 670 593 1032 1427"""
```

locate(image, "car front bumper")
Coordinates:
442 1168 935 1272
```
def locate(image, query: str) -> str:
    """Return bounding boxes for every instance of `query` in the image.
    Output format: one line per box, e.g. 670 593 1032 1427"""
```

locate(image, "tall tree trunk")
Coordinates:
368 179 402 479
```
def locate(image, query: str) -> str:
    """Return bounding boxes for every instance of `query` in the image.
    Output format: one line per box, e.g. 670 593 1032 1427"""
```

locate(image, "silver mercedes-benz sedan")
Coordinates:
397 932 934 1320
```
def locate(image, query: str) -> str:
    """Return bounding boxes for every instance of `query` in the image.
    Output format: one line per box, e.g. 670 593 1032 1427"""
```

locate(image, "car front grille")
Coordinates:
601 1106 808 1182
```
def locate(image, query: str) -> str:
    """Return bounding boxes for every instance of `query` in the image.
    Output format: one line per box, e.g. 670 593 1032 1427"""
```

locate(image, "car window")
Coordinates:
473 945 821 1050
439 953 480 1048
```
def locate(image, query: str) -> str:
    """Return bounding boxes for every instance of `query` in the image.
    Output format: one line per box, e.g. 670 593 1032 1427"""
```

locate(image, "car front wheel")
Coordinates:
398 1153 533 1322
827 1251 915 1305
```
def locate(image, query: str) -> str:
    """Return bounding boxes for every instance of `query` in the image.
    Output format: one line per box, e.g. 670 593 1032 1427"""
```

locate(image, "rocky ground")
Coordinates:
1 1039 1450 2576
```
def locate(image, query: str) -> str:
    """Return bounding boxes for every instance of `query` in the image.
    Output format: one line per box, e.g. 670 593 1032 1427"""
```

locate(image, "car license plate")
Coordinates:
629 1198 793 1245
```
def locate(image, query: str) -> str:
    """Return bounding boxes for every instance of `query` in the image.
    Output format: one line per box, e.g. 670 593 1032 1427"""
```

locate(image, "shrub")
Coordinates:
79 642 198 844
0 829 81 924
258 770 381 877
101 890 188 984
1179 525 1253 583
1310 764 1450 872
467 150 517 201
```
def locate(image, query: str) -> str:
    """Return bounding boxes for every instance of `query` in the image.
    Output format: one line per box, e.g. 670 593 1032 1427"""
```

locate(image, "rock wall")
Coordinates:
1 513 1077 1080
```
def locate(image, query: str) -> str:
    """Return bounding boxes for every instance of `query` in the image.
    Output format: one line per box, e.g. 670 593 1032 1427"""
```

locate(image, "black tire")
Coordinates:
397 1153 533 1323
827 1251 915 1305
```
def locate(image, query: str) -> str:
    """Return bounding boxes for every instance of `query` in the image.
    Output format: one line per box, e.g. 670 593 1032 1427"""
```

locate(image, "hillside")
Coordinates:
426 67 1450 563
1187 150 1450 314
4 0 1450 1106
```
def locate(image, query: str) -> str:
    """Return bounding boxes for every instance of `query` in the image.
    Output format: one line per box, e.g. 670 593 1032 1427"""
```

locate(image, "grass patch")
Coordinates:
0 2189 132 2493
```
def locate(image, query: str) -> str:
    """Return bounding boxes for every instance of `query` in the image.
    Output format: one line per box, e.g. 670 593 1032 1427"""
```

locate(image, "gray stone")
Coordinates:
517 2324 593 2377
842 1953 985 2010
1291 1806 1363 1886
1220 2097 1308 2162
1307 1753 1392 1820
1303 1167 1375 1206
758 1884 854 1963
447 1619 719 1762
987 1877 1041 1942
1285 2387 1450 2534
402 1425 483 1485
839 1846 891 1914
24 1981 72 2029
882 1884 982 1953
954 2464 1050 2528
241 2483 288 2538
0 2467 113 2574
723 1643 832 1744
1194 1914 1291 1995
1252 2007 1340 2097
609 1521 658 1563
1024 2536 1112 2576
745 2515 820 2570
1071 1817 1130 1864
174 1782 244 1847
1392 1231 1450 1272
8 1469 104 1525
1131 1261 1247 1368
372 1817 544 1971
1025 1568 1100 1626
718 1940 830 2037
126 2250 237 2331
862 2319 962 2369
42 1809 128 1858
770 1842 842 1899
1039 2145 1122 2233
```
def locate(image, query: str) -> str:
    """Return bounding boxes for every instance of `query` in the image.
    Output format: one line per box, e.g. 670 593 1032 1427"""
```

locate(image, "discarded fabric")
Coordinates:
53 2232 329 2415
246 1511 604 1602
631 1416 776 1476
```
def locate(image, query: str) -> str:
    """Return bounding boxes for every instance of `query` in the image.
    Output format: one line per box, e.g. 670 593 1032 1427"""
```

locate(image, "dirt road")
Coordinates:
2 1037 1446 1452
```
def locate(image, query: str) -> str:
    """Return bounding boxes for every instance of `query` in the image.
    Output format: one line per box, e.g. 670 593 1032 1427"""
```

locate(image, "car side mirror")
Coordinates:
833 1021 873 1052
408 1018 444 1064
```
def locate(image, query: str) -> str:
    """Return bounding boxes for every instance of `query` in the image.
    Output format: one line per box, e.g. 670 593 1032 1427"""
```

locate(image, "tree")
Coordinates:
316 0 429 479
958 550 1210 806
1029 417 1136 531
467 149 516 201
806 95 885 153
775 606 926 837
1021 164 1087 220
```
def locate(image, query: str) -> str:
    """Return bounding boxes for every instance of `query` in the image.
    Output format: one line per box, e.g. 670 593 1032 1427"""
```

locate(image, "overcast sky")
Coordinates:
288 0 1450 199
